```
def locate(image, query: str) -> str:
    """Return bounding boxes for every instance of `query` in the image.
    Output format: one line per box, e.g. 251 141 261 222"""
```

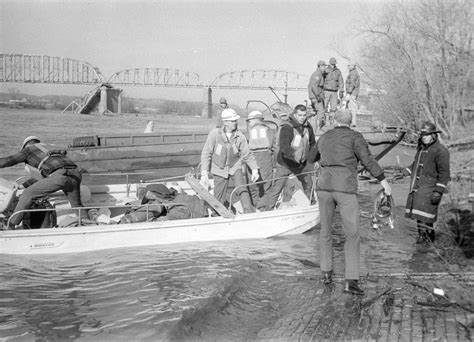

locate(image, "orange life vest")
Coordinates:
212 130 240 169
248 123 272 151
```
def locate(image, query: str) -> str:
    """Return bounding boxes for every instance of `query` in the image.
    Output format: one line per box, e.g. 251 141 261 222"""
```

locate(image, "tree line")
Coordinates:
358 0 472 138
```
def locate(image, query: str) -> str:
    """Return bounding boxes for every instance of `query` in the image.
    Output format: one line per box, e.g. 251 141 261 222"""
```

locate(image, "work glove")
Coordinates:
250 169 260 183
339 90 344 99
380 179 392 196
431 191 442 205
200 170 209 190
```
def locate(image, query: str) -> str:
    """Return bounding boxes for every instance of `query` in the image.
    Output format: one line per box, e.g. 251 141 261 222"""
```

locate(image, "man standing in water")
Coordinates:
403 121 450 244
314 110 391 295
200 108 260 213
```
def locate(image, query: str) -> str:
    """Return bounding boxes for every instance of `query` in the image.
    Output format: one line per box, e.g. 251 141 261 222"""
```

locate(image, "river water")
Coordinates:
0 184 448 341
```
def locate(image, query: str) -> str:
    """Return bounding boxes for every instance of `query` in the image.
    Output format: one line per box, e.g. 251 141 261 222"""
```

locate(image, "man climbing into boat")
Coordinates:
257 104 317 211
200 108 260 214
0 136 86 229
314 109 392 295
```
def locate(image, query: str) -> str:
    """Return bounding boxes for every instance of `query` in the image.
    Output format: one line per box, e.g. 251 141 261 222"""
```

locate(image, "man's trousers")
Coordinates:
317 190 360 280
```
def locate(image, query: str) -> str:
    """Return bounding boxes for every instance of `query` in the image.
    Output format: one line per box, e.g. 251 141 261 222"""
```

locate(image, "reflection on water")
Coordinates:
0 186 448 340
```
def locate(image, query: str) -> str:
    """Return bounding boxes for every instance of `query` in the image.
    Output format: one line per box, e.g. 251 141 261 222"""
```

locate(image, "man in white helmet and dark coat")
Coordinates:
0 136 85 229
402 122 450 243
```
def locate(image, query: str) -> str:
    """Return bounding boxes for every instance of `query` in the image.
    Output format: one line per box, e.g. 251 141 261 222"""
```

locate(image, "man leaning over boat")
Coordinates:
200 108 260 214
0 136 86 229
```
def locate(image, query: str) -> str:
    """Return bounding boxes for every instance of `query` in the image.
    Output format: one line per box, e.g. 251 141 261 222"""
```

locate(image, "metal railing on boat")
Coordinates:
6 202 194 229
229 169 318 210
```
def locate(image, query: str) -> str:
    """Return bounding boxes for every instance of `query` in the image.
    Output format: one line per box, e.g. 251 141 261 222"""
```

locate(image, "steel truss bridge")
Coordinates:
1 54 309 91
1 54 105 84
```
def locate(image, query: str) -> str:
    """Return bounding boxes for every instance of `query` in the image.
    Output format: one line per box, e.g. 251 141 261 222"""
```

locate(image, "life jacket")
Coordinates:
274 121 310 164
248 122 272 151
287 123 310 163
212 130 240 169
29 143 74 177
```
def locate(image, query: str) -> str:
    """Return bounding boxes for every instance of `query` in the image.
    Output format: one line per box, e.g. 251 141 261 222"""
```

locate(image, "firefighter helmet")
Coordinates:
419 121 441 135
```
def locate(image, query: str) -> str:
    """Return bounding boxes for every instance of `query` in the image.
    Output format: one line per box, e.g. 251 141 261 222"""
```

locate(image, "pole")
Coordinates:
207 87 212 119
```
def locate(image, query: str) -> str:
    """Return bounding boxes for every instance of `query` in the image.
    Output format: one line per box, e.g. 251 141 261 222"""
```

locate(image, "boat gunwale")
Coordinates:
0 203 318 239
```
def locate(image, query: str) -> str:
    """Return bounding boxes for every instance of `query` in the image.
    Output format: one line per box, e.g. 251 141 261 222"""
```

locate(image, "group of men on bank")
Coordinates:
308 57 360 129
201 95 449 295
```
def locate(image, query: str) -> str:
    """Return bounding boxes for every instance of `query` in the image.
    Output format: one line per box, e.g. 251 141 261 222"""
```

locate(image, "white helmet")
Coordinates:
21 136 40 150
246 110 263 121
221 108 240 121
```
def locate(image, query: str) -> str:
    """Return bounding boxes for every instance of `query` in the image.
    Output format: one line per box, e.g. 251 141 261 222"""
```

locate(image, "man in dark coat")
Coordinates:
403 122 450 243
314 109 391 295
257 104 317 211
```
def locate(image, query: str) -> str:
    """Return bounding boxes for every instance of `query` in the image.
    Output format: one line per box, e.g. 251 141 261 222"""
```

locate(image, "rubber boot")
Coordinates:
344 279 364 296
427 229 436 243
322 270 333 285
415 229 426 244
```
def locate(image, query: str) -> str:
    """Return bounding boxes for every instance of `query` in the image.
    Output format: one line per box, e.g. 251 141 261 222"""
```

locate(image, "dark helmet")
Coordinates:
419 121 441 135
329 57 337 65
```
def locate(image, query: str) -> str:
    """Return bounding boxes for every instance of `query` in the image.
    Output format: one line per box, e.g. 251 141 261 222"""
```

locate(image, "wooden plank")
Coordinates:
185 173 234 218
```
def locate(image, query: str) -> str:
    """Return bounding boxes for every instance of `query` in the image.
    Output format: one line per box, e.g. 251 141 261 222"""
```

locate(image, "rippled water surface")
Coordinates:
0 185 447 341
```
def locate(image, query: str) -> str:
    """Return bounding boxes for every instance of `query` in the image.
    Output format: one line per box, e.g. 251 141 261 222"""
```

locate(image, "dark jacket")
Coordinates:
345 69 360 98
308 68 324 99
315 126 385 193
405 139 450 223
277 115 316 171
323 66 344 92
0 143 76 177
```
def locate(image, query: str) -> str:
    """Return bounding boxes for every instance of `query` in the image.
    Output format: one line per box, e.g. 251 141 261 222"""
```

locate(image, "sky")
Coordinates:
0 0 386 107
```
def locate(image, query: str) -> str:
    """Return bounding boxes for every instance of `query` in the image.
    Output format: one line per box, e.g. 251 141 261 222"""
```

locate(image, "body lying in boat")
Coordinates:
1 172 313 230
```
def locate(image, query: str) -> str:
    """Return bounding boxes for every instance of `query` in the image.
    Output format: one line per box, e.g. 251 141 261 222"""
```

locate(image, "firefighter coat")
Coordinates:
405 139 450 223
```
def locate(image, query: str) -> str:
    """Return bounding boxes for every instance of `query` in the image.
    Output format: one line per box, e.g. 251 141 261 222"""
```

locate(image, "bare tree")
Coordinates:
358 0 473 138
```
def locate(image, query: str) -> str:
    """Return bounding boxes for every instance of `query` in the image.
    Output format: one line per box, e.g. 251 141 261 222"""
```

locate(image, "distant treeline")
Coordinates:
0 91 238 116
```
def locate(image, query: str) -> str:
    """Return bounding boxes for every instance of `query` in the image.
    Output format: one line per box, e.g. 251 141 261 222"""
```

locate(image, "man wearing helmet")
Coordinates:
0 136 85 229
322 57 344 125
200 108 260 214
403 121 450 243
308 60 326 130
215 97 229 128
246 110 277 207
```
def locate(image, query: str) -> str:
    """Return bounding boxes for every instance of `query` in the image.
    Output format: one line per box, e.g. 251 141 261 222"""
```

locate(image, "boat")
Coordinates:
66 131 209 175
0 173 320 255
66 126 406 178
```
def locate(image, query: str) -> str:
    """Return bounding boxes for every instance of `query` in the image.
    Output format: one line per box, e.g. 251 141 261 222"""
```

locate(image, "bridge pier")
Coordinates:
98 85 123 115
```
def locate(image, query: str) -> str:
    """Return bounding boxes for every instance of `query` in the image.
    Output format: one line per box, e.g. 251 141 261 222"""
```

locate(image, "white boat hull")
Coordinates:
0 205 319 255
